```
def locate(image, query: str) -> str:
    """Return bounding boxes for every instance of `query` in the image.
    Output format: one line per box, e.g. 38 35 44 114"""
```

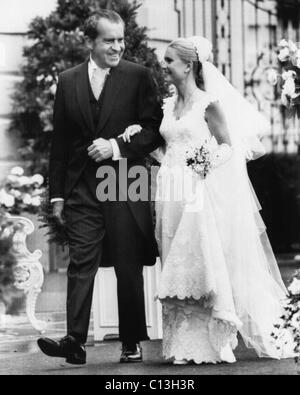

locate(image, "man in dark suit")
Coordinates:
37 10 163 365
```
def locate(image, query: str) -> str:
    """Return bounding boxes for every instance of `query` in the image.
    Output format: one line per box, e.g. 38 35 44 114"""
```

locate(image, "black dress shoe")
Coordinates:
120 343 143 363
37 335 86 365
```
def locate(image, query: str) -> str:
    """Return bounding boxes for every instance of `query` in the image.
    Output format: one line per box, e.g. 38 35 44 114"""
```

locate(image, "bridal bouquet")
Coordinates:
185 141 212 179
271 270 300 363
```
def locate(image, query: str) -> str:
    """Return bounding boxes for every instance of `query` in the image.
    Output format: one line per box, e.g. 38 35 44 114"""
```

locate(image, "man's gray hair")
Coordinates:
84 10 125 40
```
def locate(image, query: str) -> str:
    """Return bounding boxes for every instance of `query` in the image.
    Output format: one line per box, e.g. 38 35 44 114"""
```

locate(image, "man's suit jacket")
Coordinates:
49 59 164 266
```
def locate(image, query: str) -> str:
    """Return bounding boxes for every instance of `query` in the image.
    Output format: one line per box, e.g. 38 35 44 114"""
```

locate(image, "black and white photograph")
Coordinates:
0 0 300 378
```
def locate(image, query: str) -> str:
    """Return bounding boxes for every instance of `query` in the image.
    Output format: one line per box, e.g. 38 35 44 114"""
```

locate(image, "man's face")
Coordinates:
87 19 125 68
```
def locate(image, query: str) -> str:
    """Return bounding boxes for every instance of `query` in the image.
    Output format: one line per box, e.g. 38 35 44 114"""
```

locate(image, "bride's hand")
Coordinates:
119 124 142 143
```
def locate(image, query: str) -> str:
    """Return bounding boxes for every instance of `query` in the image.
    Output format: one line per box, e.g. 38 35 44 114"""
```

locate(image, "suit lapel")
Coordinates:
76 61 94 134
96 63 125 135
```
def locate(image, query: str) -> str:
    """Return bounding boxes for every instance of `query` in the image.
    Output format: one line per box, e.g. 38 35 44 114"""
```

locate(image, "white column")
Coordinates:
137 0 178 59
230 0 245 92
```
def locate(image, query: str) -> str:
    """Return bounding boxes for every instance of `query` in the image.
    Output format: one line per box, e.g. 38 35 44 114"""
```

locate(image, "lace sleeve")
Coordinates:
193 93 220 122
203 93 219 113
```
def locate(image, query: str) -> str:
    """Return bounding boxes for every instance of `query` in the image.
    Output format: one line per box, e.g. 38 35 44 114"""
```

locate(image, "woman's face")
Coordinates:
162 47 189 86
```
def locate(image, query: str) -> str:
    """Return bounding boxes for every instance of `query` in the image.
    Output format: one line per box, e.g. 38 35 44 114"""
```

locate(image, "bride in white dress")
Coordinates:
122 36 293 365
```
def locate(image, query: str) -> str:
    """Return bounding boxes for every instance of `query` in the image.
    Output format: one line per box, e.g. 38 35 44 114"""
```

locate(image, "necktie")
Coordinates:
91 68 108 100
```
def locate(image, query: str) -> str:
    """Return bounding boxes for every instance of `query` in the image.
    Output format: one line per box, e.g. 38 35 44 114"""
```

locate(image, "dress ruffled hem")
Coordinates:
163 341 237 365
161 298 240 364
163 353 235 365
156 291 217 308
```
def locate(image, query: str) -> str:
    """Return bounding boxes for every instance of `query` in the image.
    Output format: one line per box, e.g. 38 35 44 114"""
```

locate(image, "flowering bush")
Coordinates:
0 167 45 215
0 209 18 313
271 270 300 363
267 39 300 116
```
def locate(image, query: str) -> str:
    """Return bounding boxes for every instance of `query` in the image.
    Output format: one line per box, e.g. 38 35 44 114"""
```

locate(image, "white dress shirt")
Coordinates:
51 56 122 204
88 56 110 95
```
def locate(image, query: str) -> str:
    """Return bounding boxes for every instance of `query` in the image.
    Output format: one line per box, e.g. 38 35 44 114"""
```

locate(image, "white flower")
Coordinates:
5 194 15 208
278 39 289 48
10 189 21 198
0 190 15 208
10 166 24 176
282 78 299 99
282 77 300 99
295 49 300 69
273 328 296 356
18 176 31 186
282 70 296 80
45 75 53 83
23 194 32 205
31 174 44 186
281 92 289 107
278 47 290 62
0 189 6 203
36 74 45 82
32 188 44 196
31 196 41 207
267 69 278 86
288 40 298 53
195 164 205 172
283 78 295 96
290 312 300 329
7 175 18 184
49 83 57 96
288 278 300 295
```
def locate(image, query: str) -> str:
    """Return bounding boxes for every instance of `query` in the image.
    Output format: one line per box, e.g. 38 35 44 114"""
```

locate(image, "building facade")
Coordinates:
0 0 57 180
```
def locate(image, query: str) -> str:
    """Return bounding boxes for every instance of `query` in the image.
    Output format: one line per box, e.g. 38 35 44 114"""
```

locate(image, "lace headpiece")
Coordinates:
187 36 213 64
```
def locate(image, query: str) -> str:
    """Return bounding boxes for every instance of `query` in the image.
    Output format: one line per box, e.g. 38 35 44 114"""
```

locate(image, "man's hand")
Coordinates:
88 138 113 163
52 201 65 226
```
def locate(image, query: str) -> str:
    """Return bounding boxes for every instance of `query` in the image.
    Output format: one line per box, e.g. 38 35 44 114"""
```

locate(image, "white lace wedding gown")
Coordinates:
155 91 292 364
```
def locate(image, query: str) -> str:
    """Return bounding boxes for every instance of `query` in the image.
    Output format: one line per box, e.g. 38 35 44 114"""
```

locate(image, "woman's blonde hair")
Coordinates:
168 38 204 89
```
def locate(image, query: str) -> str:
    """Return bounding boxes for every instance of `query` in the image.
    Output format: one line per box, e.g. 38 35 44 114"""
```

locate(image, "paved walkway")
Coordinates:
0 338 298 375
0 257 299 375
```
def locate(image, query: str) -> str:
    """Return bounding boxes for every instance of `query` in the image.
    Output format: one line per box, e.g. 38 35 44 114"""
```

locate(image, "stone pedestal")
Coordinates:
8 214 47 333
